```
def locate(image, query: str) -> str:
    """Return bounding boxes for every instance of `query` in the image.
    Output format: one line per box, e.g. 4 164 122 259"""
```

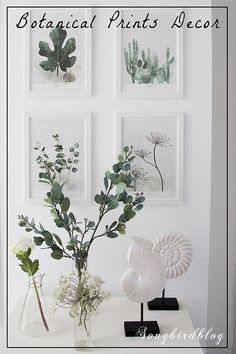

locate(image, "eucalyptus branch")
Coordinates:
18 142 146 279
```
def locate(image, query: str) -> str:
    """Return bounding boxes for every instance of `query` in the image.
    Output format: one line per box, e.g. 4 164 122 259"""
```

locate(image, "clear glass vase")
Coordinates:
19 274 50 337
73 307 92 350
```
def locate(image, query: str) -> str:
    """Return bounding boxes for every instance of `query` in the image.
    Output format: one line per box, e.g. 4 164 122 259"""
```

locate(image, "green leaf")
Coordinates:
119 214 126 223
115 174 127 184
74 226 82 234
112 163 122 174
56 153 65 158
61 197 70 213
25 228 32 232
39 172 45 179
104 177 109 190
116 182 126 196
55 220 64 228
169 57 175 64
124 196 133 204
63 214 69 225
34 236 44 246
118 154 124 162
124 205 132 214
123 146 129 153
66 245 74 251
107 232 118 238
166 46 170 58
51 208 58 218
19 263 31 274
118 191 128 202
87 221 95 228
110 221 118 229
126 210 136 221
51 182 62 200
136 196 145 203
18 221 26 227
135 204 144 211
124 163 131 171
51 250 63 260
110 173 117 184
74 151 79 157
116 223 126 235
42 230 53 241
107 199 119 211
31 260 39 276
39 27 76 76
72 167 77 173
69 212 76 223
69 236 78 246
53 234 62 246
94 194 104 204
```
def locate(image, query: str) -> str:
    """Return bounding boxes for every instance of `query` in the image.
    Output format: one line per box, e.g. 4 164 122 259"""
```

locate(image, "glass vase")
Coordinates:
19 274 50 337
73 307 92 350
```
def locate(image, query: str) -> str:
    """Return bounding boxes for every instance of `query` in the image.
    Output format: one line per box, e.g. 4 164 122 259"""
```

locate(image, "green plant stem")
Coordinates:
32 276 49 332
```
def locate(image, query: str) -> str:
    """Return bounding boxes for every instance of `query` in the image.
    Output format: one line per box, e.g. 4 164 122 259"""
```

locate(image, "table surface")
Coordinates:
4 296 204 353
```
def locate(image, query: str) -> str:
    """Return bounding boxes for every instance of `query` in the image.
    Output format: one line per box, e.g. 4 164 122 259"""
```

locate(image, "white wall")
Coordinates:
206 1 236 353
3 0 213 346
206 5 227 350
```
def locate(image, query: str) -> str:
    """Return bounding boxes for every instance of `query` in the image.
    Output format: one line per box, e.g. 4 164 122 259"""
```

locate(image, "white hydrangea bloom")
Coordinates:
10 237 35 256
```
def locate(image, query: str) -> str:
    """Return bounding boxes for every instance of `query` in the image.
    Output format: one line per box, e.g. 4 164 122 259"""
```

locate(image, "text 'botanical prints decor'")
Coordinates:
116 9 183 98
116 113 184 204
25 9 92 97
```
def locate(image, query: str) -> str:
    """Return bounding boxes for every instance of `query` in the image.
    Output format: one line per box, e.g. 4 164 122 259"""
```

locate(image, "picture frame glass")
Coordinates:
118 114 183 203
27 9 91 95
117 9 183 98
28 116 88 201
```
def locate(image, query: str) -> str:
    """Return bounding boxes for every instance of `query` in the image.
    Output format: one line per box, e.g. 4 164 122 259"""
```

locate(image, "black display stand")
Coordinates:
124 303 160 337
147 288 179 311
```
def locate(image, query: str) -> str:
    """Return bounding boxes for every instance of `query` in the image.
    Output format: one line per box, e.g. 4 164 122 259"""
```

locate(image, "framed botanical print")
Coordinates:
24 112 91 203
116 112 184 204
116 9 183 98
25 8 92 97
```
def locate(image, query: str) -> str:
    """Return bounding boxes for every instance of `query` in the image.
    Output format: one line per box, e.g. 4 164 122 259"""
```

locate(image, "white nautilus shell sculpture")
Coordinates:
121 237 166 303
153 232 193 279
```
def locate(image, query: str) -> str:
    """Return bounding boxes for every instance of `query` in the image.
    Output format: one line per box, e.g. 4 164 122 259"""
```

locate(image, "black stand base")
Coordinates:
148 297 179 311
124 321 160 337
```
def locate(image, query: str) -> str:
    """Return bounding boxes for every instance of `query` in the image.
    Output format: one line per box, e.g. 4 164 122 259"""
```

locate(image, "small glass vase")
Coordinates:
73 307 92 350
19 274 50 337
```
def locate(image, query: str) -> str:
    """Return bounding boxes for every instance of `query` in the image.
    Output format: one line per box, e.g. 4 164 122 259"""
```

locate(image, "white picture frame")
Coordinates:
116 8 183 98
25 8 92 97
116 112 184 205
24 112 92 204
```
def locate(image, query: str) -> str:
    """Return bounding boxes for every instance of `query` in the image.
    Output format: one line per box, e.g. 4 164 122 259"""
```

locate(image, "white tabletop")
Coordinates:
4 296 203 353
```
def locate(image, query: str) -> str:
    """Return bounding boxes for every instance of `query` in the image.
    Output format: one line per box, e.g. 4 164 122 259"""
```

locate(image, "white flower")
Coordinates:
145 132 172 147
131 165 149 180
10 237 35 256
135 149 151 159
54 271 111 319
